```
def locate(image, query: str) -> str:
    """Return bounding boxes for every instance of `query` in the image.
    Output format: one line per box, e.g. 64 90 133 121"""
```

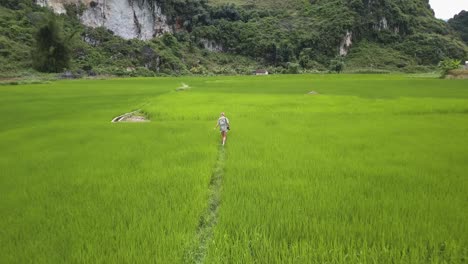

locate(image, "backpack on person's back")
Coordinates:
219 117 230 130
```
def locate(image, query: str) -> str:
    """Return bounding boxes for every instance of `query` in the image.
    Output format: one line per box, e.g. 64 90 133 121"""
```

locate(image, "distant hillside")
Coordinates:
449 10 468 44
197 0 467 68
0 0 467 77
207 0 305 10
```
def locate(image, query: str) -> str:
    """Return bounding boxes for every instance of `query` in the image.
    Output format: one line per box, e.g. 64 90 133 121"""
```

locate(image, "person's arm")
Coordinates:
214 120 219 129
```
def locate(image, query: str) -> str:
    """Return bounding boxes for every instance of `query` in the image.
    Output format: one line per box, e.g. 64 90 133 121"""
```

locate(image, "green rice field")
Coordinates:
1 75 467 263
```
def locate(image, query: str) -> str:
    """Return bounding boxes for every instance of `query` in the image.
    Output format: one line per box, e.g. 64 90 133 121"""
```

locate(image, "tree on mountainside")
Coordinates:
0 0 33 9
448 10 468 44
32 16 70 72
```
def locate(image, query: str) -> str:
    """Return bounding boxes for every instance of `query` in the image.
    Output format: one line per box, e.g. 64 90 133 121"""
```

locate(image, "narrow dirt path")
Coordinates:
184 146 225 264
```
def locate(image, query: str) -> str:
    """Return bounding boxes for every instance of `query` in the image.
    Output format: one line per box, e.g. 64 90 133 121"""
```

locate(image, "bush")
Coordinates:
190 65 208 75
438 59 461 77
286 62 300 74
329 56 345 73
401 65 436 73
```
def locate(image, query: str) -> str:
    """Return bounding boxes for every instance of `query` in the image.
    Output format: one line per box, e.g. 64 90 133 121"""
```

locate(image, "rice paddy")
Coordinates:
1 75 467 263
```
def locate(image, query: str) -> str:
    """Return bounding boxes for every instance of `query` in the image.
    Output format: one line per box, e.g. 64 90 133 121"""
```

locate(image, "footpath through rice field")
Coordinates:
184 146 226 264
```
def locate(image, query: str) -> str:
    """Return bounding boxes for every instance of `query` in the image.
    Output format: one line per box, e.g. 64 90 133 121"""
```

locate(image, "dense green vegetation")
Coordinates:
1 75 467 262
449 10 468 45
32 16 71 72
0 0 259 76
438 58 462 77
208 0 303 10
198 0 467 68
0 0 467 76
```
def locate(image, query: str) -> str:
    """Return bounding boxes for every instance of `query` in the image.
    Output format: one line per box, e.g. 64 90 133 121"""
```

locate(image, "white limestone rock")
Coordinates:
200 39 224 52
36 0 172 40
339 30 352 56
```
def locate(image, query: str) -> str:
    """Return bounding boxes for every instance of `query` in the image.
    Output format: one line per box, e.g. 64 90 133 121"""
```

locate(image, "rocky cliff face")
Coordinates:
36 0 171 40
339 31 352 56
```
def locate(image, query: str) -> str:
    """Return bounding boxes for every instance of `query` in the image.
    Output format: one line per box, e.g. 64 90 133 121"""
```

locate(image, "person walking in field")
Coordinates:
214 112 230 146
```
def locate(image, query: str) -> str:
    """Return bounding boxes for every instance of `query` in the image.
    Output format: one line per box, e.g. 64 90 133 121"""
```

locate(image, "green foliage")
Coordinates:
448 10 468 44
438 58 461 77
0 6 39 72
1 0 468 76
0 35 31 71
298 48 326 70
32 16 71 72
208 0 304 10
196 0 467 70
329 56 345 73
286 62 300 74
345 41 415 70
397 33 467 65
155 0 209 28
63 3 86 19
0 0 34 9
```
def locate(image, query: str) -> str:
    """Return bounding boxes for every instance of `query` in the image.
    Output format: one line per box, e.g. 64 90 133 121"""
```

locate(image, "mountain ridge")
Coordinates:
0 0 466 76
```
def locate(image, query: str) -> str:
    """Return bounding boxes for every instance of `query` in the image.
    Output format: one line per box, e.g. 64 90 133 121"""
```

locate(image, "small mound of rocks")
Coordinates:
119 115 149 122
176 83 191 91
112 111 149 123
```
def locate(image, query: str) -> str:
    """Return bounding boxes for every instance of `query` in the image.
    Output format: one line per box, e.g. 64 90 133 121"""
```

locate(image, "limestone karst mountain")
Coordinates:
0 0 466 75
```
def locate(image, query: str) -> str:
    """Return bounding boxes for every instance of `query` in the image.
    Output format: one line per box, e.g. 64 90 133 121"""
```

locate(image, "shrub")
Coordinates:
190 65 207 75
438 59 461 78
286 62 300 74
131 67 155 77
329 56 345 73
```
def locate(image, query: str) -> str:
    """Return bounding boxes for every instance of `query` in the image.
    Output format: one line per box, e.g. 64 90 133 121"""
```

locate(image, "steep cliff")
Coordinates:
36 0 171 39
